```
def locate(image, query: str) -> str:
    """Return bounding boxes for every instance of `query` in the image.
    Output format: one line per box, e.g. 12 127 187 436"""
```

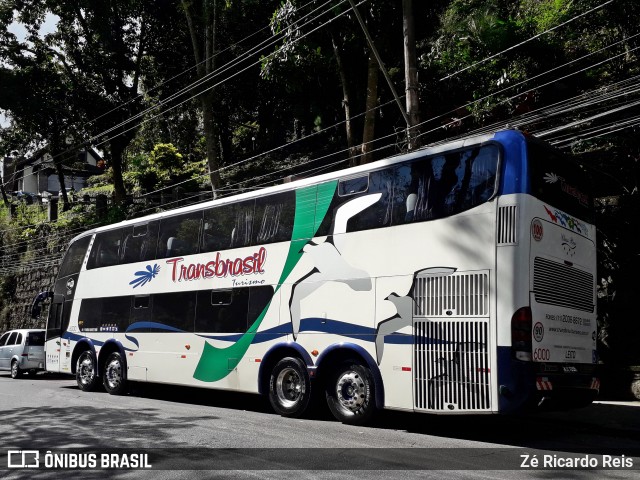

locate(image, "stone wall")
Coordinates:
2 263 59 331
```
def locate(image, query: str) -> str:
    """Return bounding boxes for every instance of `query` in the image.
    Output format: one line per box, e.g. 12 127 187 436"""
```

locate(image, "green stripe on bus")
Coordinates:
193 181 337 382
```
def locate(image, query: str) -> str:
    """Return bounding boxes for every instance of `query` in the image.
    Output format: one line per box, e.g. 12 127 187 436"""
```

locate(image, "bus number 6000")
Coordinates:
533 348 550 361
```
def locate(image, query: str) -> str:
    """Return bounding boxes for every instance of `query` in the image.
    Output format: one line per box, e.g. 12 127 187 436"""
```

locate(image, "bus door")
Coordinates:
46 294 65 372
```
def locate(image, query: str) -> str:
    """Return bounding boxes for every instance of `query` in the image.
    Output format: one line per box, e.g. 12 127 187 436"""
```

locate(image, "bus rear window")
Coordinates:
528 142 594 223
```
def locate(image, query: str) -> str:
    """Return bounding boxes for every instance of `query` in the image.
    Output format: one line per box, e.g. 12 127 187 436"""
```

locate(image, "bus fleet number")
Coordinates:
533 348 550 361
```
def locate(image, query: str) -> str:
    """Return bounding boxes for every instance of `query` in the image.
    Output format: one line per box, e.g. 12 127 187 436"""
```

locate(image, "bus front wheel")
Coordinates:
268 357 312 418
325 361 376 425
76 351 100 391
103 352 127 395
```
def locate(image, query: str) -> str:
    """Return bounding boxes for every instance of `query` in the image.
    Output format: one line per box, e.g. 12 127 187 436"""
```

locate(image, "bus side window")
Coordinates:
121 222 158 264
201 200 255 253
254 192 295 245
152 291 196 332
157 212 202 259
195 288 250 333
87 229 124 269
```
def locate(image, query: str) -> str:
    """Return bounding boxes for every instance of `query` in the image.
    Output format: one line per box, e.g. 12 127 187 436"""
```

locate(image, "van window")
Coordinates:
7 332 17 345
0 332 9 347
27 331 45 346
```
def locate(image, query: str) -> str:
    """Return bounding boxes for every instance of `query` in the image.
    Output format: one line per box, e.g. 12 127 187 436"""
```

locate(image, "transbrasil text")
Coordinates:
166 247 267 282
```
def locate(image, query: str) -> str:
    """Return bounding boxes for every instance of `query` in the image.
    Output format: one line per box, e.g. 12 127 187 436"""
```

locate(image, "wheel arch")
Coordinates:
316 343 385 410
258 342 314 395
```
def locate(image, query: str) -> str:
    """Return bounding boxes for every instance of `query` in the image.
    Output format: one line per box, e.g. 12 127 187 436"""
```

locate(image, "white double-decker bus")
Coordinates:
33 130 599 424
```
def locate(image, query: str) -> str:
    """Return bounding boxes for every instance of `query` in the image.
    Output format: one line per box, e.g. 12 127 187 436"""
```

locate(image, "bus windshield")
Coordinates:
528 141 594 224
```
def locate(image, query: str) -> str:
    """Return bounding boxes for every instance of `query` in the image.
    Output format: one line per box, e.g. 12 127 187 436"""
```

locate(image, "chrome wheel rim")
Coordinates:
11 362 18 378
336 370 367 412
77 356 94 386
105 358 122 390
276 367 303 408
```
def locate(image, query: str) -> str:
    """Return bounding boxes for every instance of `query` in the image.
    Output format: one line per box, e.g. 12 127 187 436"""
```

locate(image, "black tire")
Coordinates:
76 350 101 392
10 360 22 379
325 361 376 425
268 357 312 418
103 351 127 395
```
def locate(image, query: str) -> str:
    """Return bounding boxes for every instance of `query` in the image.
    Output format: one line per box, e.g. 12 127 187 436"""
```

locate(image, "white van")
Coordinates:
0 329 46 378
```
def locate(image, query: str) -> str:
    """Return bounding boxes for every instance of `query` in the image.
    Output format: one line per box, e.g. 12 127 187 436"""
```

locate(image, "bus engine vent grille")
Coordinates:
497 205 518 245
533 257 594 312
413 271 489 317
414 320 491 412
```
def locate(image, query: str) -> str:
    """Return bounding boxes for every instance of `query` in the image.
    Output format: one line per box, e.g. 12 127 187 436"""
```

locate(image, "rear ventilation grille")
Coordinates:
413 271 489 317
497 205 518 245
533 257 594 312
414 320 491 412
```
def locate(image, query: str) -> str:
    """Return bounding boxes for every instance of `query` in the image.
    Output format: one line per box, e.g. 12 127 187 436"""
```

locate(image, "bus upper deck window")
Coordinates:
338 175 369 196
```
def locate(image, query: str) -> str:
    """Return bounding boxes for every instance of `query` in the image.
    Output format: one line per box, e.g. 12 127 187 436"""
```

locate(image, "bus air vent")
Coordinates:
497 205 518 245
413 271 489 317
414 319 491 412
533 257 594 312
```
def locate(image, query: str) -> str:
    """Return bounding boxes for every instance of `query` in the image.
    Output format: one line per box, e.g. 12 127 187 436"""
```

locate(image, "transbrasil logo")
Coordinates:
129 264 161 288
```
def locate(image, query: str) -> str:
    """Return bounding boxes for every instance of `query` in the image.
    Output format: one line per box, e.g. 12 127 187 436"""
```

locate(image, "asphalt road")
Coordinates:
0 372 639 479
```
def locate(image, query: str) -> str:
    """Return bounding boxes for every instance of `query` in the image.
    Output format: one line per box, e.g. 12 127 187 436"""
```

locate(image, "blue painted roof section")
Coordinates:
494 130 529 195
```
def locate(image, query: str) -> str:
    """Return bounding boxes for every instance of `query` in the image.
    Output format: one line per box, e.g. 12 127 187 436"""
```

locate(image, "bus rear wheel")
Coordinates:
76 351 100 391
103 352 127 395
325 361 376 425
268 357 311 418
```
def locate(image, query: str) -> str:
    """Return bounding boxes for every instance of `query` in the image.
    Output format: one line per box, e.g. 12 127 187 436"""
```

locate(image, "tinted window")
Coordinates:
121 222 159 264
0 333 9 347
254 192 295 244
528 141 594 223
152 291 196 332
58 236 92 277
202 200 255 253
339 175 369 196
158 213 202 259
317 145 499 235
87 229 123 269
27 331 45 346
7 332 17 345
78 297 131 332
195 286 273 333
16 333 23 345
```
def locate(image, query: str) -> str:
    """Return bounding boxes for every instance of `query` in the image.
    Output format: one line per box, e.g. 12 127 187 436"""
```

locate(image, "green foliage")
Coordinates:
123 143 206 194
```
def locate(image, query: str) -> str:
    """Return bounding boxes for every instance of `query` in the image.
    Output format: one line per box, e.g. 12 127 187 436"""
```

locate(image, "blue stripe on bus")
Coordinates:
199 318 421 345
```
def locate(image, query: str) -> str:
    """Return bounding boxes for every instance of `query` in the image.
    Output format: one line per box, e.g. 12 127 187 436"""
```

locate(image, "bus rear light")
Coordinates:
512 306 532 361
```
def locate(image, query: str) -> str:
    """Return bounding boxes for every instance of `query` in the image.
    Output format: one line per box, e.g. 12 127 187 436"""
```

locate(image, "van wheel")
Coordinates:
103 352 127 395
76 351 100 391
10 360 22 379
325 361 376 425
268 357 312 417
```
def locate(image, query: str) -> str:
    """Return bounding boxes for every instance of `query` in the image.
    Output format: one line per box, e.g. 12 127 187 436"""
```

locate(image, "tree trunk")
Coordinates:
403 0 421 150
330 31 357 163
361 51 379 165
183 0 221 198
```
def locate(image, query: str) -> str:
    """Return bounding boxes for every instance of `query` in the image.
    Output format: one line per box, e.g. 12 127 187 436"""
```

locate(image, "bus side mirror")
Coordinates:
30 290 53 318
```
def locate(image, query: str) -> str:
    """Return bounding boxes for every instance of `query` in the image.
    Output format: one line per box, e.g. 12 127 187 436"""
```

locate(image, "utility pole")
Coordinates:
403 0 421 150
